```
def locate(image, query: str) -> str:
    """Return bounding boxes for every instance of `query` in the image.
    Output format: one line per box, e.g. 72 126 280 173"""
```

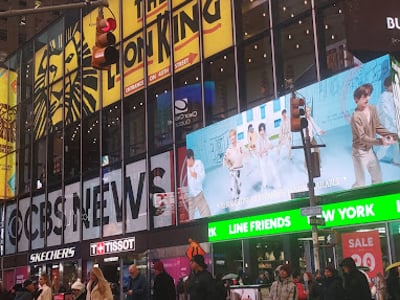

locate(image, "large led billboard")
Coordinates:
186 55 399 220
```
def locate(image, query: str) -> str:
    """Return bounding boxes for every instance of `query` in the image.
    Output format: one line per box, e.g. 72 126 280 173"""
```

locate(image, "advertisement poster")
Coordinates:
186 55 400 220
341 230 383 279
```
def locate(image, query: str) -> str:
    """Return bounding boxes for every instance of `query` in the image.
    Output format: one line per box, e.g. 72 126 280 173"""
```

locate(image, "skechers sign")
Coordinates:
29 246 76 264
208 193 400 242
90 237 136 256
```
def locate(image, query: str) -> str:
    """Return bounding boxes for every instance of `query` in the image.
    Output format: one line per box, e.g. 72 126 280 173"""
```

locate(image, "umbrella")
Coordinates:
385 261 400 272
222 273 238 280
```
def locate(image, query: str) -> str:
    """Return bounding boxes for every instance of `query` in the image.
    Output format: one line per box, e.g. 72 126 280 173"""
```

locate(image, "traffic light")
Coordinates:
91 16 119 70
290 97 308 132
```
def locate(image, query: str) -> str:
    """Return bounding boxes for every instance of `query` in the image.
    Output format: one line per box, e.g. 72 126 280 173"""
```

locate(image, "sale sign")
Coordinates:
341 230 383 278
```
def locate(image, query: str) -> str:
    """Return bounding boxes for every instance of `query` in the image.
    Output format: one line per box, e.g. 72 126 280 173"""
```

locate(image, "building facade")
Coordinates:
1 0 400 298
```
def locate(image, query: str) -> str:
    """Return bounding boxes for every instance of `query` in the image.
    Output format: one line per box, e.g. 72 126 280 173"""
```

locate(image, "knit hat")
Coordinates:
191 254 207 269
153 261 164 272
71 279 85 291
280 264 292 275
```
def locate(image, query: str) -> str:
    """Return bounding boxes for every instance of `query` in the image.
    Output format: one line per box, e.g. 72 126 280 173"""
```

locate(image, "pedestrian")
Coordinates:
321 264 344 300
188 254 217 300
126 264 148 300
71 279 86 300
85 267 113 300
303 271 321 300
387 266 400 300
293 270 307 300
340 257 371 300
152 261 176 300
16 280 35 300
267 264 298 300
36 273 52 300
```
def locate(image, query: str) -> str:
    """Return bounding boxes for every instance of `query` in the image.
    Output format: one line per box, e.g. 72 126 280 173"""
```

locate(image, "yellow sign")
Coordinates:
173 0 200 73
202 0 233 58
123 32 145 97
0 69 17 199
146 17 171 85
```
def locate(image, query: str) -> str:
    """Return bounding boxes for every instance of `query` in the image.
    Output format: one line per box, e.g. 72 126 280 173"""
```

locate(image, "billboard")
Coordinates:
186 55 399 220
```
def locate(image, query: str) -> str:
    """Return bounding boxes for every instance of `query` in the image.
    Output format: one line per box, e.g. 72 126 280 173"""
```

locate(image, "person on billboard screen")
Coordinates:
376 76 400 167
304 106 325 168
186 149 211 219
223 129 244 200
278 109 292 160
257 123 281 190
351 83 397 188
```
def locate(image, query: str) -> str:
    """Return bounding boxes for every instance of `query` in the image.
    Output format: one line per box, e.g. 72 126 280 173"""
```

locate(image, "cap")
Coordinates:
191 254 207 269
23 280 33 288
153 261 164 272
280 264 292 275
71 279 85 291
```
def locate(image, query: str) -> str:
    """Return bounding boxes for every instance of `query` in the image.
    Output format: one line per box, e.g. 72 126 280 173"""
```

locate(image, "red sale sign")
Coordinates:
341 230 383 278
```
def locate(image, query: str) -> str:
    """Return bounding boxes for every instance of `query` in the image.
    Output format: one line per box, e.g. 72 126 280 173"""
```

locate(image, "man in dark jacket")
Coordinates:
152 261 176 300
127 264 148 300
16 280 35 300
340 257 371 300
188 254 216 300
322 263 345 300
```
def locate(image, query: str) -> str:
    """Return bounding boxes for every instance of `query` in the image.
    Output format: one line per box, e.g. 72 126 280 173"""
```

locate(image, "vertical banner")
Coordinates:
150 151 175 228
202 0 233 58
341 230 383 278
125 159 148 232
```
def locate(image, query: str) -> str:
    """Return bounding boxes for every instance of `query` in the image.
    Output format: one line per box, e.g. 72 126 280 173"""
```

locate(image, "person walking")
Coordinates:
267 264 298 300
86 267 113 300
340 257 371 300
321 264 344 300
152 261 176 300
126 264 148 300
36 274 52 300
71 279 86 300
188 254 217 300
17 280 35 300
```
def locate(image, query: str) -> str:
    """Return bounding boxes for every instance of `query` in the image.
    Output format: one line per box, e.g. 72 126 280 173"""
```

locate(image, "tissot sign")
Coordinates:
344 0 400 52
208 192 400 242
90 237 135 256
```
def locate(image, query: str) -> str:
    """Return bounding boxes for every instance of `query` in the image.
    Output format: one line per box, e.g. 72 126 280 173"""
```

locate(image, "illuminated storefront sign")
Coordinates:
90 237 136 256
208 192 400 242
29 246 76 263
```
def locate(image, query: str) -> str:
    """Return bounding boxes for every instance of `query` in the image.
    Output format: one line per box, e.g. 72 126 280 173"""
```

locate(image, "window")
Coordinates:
203 50 238 125
102 102 121 166
123 91 146 161
237 0 270 41
64 122 80 182
82 112 100 176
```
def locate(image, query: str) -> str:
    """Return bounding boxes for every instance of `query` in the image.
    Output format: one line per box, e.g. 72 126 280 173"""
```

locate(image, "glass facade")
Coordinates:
2 0 398 292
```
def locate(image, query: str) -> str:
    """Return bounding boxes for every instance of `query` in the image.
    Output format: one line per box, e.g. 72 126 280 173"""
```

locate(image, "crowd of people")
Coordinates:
2 255 400 300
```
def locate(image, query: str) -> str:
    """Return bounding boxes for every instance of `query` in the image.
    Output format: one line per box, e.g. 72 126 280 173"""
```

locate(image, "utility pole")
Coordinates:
0 0 109 18
289 82 325 273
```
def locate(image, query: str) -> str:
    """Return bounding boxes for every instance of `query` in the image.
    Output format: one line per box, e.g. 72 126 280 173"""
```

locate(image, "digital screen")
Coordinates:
186 55 399 220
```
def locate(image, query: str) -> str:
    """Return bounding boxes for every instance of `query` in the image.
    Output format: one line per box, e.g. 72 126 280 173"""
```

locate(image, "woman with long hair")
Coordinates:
37 273 52 300
86 267 113 300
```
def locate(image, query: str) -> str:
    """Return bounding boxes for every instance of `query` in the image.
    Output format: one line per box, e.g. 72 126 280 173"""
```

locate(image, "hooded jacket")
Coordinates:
267 276 298 300
340 258 371 300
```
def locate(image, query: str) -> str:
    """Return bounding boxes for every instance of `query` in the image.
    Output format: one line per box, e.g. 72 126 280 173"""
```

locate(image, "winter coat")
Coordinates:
322 275 345 300
85 280 113 300
127 273 148 300
342 270 371 300
188 269 217 300
153 272 176 300
267 276 298 300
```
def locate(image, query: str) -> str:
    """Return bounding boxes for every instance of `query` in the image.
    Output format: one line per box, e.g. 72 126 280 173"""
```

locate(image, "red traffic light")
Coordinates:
102 18 117 33
92 16 119 70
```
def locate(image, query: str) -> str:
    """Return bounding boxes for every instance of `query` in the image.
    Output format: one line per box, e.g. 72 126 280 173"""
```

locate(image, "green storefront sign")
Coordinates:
208 193 400 242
